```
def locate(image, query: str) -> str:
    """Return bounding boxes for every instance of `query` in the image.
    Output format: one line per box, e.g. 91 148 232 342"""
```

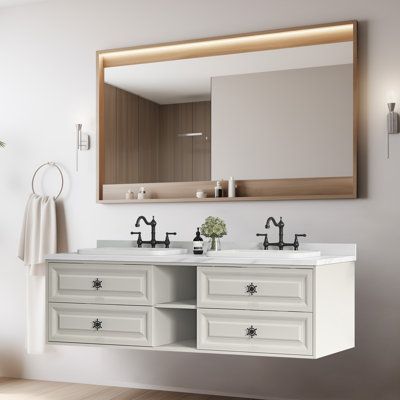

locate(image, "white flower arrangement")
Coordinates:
200 216 227 238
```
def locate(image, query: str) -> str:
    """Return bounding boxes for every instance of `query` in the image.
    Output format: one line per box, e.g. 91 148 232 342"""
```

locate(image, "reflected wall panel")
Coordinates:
193 101 211 181
116 88 139 183
174 103 193 182
104 84 117 184
158 105 176 182
139 97 159 183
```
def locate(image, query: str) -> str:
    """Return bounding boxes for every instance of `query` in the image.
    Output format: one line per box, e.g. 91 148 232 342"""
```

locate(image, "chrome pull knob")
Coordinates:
92 278 102 290
246 282 257 295
92 318 102 331
246 325 257 338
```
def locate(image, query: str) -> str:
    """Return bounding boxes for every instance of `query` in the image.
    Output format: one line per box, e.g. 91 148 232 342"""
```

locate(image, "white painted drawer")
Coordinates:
197 266 312 312
197 308 312 356
48 303 152 346
48 263 153 305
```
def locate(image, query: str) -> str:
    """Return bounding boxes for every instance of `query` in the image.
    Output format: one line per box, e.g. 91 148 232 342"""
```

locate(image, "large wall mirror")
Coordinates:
97 21 357 203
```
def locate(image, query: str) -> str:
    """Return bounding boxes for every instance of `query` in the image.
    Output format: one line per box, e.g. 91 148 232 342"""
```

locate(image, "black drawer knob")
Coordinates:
246 325 257 338
246 282 257 295
92 278 102 290
92 318 102 331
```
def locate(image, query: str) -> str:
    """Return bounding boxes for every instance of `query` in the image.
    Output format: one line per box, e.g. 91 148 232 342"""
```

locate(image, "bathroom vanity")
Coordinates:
45 244 355 359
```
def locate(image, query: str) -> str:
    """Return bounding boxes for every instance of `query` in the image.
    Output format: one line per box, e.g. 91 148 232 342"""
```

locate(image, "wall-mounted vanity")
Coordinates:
46 242 355 359
97 20 358 203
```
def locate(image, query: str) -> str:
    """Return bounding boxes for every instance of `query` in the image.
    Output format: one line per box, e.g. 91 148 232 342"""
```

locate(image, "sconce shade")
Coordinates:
387 103 398 135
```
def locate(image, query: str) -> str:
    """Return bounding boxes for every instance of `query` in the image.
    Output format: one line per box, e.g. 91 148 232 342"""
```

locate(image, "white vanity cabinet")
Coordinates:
46 256 355 359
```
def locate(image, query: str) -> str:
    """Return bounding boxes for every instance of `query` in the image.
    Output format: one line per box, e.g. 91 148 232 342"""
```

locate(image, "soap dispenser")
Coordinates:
193 227 204 255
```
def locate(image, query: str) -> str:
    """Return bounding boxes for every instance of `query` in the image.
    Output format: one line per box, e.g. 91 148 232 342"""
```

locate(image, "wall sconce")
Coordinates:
75 123 90 171
387 102 399 158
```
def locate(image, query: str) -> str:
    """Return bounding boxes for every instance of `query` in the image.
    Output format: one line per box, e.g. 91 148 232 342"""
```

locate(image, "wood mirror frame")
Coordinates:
97 20 358 203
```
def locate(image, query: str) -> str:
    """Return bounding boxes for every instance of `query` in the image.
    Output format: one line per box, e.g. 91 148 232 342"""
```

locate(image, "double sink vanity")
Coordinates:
45 217 355 359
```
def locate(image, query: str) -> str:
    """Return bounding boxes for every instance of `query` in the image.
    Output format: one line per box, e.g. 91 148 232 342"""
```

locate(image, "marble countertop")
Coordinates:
46 243 356 267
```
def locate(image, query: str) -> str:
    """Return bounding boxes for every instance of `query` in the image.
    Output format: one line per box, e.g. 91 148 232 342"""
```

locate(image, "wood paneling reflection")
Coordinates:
159 104 175 182
116 87 139 183
174 103 193 182
139 97 159 183
159 102 211 182
104 84 117 184
105 84 211 184
193 101 211 181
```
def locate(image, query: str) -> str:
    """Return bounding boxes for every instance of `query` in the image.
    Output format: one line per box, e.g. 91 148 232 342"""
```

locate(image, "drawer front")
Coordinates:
48 303 152 346
48 263 153 305
197 267 312 311
197 309 312 356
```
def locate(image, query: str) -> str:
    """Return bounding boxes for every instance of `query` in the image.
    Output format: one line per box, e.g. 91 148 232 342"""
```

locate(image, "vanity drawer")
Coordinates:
197 308 312 356
48 263 153 305
197 266 312 312
48 303 152 346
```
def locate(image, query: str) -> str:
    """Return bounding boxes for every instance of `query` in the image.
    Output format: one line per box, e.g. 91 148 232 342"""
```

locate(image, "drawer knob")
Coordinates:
92 278 102 290
92 318 103 331
246 325 257 339
246 282 257 295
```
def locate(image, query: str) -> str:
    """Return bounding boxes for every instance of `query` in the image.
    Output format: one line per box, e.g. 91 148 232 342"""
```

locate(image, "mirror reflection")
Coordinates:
103 41 353 185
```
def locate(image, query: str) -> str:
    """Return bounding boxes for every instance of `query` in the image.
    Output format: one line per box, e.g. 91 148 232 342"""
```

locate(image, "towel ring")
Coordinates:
31 162 64 200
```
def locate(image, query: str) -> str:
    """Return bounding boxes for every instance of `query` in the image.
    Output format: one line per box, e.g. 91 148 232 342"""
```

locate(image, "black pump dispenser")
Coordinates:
193 227 204 255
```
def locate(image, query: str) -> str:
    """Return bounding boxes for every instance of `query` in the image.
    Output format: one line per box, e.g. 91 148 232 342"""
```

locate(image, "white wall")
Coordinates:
212 65 353 180
0 1 400 399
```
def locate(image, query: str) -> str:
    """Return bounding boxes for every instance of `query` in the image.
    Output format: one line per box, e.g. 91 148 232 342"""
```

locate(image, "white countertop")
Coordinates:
46 243 356 267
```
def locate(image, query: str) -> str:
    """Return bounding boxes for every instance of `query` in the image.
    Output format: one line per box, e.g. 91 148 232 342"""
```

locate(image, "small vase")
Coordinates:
209 237 221 251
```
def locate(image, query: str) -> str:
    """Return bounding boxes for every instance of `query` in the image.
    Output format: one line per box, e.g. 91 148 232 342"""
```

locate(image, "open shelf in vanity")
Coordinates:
46 254 355 359
155 299 197 309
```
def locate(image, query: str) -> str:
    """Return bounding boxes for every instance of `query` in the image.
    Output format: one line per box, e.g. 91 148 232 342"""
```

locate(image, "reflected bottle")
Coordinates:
214 181 223 198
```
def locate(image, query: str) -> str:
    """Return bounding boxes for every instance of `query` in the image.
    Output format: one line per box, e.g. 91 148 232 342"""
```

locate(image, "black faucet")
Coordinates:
256 217 306 250
131 216 176 248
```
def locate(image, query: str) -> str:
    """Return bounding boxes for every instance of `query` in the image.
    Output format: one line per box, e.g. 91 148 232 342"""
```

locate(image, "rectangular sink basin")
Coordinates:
77 247 188 256
206 249 321 259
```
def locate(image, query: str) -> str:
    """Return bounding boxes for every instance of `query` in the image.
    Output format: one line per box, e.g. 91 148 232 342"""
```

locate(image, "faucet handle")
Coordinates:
130 231 143 247
294 234 307 250
256 233 269 250
164 232 177 249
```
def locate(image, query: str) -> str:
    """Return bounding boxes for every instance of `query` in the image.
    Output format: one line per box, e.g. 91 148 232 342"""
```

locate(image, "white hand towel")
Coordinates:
18 194 57 354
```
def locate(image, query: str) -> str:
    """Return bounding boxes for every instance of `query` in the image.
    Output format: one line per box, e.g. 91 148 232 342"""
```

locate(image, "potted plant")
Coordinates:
200 216 227 251
0 141 5 148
